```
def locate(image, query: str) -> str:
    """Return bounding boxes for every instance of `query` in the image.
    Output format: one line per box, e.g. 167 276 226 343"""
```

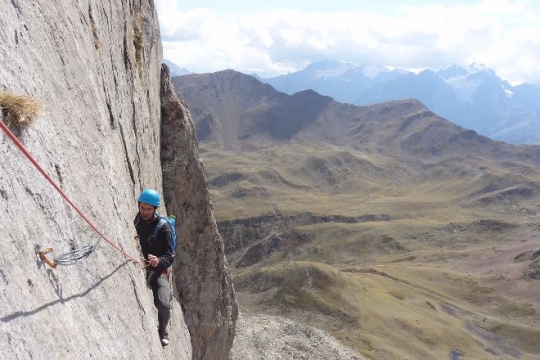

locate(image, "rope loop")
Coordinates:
1 118 143 268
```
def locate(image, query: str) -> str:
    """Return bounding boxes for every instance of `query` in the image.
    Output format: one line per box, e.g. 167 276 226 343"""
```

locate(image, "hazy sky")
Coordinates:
156 0 540 84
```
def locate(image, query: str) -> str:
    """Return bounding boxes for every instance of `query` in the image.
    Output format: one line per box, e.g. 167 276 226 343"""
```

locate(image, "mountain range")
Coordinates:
172 69 540 359
164 59 190 77
261 60 540 145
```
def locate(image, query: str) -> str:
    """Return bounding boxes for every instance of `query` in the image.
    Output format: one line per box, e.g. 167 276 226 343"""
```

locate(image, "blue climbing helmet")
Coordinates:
138 188 161 207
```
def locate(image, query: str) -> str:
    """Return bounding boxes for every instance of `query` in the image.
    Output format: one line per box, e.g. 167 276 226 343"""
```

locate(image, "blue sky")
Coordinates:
156 0 540 84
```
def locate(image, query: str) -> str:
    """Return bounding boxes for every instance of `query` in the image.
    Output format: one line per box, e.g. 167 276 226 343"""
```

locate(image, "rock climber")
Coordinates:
134 188 174 346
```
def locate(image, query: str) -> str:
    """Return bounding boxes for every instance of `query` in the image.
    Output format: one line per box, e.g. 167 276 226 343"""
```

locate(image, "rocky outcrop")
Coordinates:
230 311 367 360
0 1 219 359
160 65 238 360
218 212 391 254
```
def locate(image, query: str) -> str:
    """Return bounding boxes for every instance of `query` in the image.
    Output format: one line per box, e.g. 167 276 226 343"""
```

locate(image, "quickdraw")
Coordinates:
35 245 57 269
1 111 144 269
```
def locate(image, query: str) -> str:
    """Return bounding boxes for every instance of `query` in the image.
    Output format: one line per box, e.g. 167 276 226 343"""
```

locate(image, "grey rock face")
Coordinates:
0 1 191 359
160 64 238 360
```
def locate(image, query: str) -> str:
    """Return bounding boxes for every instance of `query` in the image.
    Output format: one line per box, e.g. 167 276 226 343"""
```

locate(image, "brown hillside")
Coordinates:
174 70 540 164
174 70 540 359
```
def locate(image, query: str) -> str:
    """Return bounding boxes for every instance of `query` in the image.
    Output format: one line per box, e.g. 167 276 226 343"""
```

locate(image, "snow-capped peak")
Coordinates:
437 64 468 79
465 63 489 73
439 63 499 102
313 61 356 79
361 64 390 79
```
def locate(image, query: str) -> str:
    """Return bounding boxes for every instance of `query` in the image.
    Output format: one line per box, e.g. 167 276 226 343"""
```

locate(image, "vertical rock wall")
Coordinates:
160 65 238 360
0 1 191 359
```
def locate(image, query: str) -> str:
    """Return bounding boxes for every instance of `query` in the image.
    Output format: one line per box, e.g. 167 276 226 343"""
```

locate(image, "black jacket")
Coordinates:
134 213 174 271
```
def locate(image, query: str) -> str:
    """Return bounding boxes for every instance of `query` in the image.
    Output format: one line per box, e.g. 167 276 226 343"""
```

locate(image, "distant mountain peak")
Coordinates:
361 64 391 79
164 59 190 77
306 59 347 70
437 64 468 79
438 63 496 81
260 59 540 144
314 62 356 79
466 62 489 73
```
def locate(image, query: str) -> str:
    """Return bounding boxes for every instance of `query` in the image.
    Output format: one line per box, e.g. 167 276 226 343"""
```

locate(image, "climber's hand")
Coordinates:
148 254 159 267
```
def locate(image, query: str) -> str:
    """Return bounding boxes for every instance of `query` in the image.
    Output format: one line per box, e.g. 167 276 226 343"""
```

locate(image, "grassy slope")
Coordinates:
202 140 540 360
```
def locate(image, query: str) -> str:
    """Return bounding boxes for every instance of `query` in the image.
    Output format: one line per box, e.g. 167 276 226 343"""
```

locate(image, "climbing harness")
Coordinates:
0 119 144 268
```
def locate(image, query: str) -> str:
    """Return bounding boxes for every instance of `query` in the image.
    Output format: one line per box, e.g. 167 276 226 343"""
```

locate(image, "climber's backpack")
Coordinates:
135 213 177 252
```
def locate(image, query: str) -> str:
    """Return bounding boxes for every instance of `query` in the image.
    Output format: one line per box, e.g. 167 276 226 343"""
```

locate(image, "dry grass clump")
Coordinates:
0 91 41 129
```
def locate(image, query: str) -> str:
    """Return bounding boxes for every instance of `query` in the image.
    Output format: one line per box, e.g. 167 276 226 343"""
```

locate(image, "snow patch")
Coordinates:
445 75 481 102
314 63 356 79
503 85 514 98
362 64 389 78
465 63 489 73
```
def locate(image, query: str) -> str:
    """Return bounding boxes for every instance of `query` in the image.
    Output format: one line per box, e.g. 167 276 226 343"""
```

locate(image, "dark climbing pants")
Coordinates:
146 270 171 336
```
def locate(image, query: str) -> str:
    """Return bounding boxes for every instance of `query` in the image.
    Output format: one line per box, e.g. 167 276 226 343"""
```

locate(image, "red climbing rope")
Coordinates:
0 119 142 266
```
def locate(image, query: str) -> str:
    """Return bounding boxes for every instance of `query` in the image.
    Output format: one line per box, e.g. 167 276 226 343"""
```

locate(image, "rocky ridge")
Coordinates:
160 65 237 359
0 1 235 359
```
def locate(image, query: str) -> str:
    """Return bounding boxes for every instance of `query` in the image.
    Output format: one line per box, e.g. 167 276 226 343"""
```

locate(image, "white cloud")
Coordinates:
157 0 540 84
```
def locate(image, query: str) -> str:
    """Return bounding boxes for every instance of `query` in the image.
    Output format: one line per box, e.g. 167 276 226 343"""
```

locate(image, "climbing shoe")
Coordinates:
160 332 170 347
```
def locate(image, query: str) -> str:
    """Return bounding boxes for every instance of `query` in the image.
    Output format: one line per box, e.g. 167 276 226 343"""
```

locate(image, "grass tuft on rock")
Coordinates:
0 91 41 129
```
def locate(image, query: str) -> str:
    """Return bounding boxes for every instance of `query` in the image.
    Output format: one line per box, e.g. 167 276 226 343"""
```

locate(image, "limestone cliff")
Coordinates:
161 65 238 360
0 1 235 359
